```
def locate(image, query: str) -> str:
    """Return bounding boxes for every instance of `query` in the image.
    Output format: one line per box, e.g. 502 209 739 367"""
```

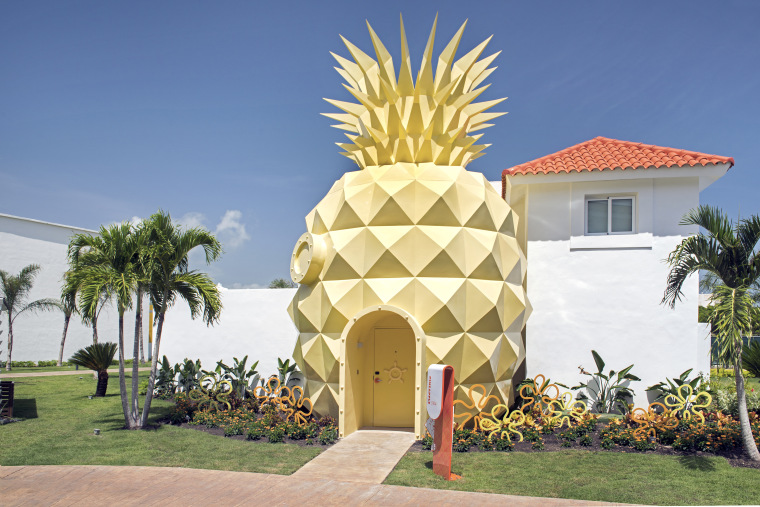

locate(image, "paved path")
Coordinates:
0 367 151 378
0 465 626 506
292 428 416 484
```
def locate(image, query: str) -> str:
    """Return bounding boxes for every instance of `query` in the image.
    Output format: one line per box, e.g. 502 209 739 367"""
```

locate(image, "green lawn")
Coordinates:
386 450 760 505
1 374 321 474
3 362 151 374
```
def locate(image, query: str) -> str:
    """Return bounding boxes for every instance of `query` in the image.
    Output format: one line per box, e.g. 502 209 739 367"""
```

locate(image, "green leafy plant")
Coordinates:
277 357 299 385
217 355 259 399
646 368 704 404
176 358 203 392
267 426 285 443
578 434 593 447
742 340 760 378
69 342 117 397
573 350 640 414
155 355 179 396
531 439 545 450
318 427 338 445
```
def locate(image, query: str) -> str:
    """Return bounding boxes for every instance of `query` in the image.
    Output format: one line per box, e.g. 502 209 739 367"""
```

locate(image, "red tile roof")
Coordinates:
502 136 734 183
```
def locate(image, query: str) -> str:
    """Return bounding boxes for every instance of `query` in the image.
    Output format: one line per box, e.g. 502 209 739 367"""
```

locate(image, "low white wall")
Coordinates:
0 214 145 363
158 287 298 379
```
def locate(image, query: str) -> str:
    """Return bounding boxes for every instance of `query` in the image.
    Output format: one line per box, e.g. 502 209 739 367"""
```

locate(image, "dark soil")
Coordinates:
162 420 336 450
407 427 760 470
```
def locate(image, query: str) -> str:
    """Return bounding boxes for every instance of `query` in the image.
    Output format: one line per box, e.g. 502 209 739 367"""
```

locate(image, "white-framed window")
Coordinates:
585 196 635 235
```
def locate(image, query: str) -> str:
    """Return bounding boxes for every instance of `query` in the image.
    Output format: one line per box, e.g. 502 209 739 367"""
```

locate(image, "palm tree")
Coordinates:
57 278 78 367
69 342 118 397
663 205 760 461
67 223 143 428
0 264 62 371
140 210 222 427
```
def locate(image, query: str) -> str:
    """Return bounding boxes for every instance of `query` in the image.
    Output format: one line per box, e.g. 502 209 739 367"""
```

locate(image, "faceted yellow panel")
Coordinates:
290 163 530 418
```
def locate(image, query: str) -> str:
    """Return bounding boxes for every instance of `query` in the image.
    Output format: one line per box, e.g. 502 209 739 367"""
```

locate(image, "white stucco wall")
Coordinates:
158 287 298 379
512 173 709 407
0 214 145 363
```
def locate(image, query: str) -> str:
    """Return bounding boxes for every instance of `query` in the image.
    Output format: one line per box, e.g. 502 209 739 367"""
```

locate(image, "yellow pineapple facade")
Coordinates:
288 17 530 438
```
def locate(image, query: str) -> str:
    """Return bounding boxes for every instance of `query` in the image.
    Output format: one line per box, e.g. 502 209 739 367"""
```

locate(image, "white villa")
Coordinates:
1 136 733 401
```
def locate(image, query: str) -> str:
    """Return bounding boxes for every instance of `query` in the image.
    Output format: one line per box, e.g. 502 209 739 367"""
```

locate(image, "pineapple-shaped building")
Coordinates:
288 17 530 438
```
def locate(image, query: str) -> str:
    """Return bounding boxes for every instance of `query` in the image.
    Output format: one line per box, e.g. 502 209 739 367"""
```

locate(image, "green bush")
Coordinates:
317 427 338 445
712 384 760 415
247 426 264 441
741 340 760 378
36 360 58 367
600 437 615 449
493 435 514 451
531 439 545 450
579 434 593 446
267 427 285 443
421 434 433 450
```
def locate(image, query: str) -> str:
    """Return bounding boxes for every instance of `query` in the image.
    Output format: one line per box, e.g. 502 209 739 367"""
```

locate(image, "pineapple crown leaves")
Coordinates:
323 14 506 169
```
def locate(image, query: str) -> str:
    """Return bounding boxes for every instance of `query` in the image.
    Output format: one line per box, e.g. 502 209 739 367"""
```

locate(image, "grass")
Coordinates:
1 374 321 474
2 362 151 374
386 450 760 505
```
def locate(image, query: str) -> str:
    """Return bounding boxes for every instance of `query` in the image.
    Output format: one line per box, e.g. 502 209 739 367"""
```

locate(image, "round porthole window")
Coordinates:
290 232 326 284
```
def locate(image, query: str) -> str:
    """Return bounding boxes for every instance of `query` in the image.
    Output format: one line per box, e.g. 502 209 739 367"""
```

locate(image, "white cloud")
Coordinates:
129 216 143 227
175 212 207 230
215 210 250 248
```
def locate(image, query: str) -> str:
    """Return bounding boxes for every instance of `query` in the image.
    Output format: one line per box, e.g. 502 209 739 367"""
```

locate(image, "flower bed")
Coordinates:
166 391 339 446
417 410 760 469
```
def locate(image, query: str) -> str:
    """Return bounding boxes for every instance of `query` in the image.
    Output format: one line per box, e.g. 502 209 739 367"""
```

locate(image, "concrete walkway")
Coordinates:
293 428 416 484
0 465 626 506
0 367 151 378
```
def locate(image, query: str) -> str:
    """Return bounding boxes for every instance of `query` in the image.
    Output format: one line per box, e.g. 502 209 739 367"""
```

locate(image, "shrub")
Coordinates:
288 423 307 440
631 434 656 451
318 415 336 427
600 437 615 450
421 434 433 450
560 440 573 448
494 435 514 452
267 426 285 443
318 427 338 445
37 360 58 367
531 439 545 450
579 434 593 446
524 427 541 442
304 422 320 439
247 426 264 440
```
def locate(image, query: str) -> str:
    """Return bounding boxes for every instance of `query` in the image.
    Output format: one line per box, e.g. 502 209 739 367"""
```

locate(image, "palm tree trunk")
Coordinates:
92 319 98 344
95 370 109 397
140 304 165 428
136 291 144 363
58 313 71 367
130 304 140 422
734 352 760 461
116 311 139 429
6 314 13 371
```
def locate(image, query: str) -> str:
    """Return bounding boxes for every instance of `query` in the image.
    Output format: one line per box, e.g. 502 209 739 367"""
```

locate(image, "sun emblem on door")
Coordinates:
384 360 407 383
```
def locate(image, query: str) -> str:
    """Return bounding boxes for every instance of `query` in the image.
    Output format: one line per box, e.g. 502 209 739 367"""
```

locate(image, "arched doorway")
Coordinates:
338 305 425 438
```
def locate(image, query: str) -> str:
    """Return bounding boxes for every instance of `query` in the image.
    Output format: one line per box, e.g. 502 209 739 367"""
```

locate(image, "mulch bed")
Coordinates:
407 425 760 470
161 420 336 450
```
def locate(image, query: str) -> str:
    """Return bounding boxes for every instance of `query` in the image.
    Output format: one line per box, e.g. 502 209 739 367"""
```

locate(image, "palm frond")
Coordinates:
69 342 117 372
680 205 735 247
13 298 62 321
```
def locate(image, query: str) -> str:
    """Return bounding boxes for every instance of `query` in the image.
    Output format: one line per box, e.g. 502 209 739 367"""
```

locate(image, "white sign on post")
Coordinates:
426 365 446 419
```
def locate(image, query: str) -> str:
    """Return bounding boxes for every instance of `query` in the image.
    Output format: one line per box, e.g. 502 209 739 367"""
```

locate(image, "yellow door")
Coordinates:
373 328 415 427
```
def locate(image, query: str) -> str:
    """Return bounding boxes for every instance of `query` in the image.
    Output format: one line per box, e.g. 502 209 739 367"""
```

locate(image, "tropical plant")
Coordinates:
69 342 118 397
140 210 223 428
176 358 203 392
66 223 143 427
663 205 760 461
646 368 705 405
572 350 640 414
155 355 179 396
217 355 259 399
742 340 760 378
1 264 62 370
269 278 296 289
57 278 78 366
277 357 299 385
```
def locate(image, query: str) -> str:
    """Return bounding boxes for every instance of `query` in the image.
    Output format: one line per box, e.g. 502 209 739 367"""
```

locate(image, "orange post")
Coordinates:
427 365 459 480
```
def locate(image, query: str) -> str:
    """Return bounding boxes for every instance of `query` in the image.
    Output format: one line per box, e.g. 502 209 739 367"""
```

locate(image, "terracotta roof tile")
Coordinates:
502 137 734 179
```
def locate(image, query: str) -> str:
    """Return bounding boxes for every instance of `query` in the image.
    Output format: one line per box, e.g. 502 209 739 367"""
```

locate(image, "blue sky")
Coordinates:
2 1 758 288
